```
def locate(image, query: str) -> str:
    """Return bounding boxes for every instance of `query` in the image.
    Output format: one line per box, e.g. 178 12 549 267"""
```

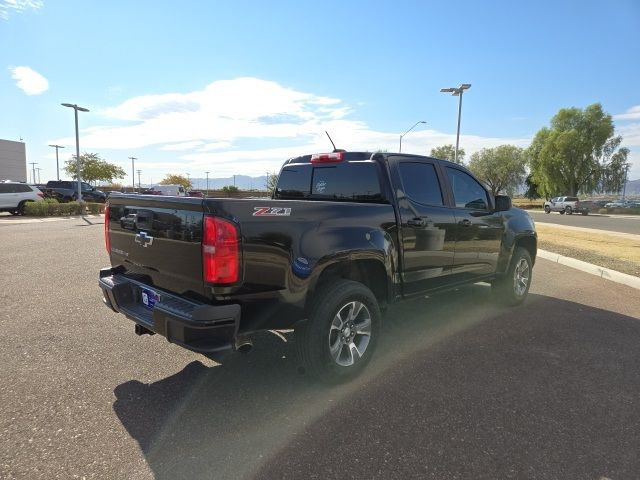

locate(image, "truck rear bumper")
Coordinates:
99 267 240 354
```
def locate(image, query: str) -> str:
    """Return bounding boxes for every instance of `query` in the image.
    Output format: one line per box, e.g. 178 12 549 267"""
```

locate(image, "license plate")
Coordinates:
141 288 160 310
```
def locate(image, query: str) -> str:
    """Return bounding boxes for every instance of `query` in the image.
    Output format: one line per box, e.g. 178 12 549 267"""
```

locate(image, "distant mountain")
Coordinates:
186 175 268 191
625 179 640 196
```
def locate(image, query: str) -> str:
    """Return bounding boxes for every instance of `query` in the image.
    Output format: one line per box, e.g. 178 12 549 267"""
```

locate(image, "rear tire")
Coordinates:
16 201 27 215
295 279 381 382
492 247 533 306
581 211 589 216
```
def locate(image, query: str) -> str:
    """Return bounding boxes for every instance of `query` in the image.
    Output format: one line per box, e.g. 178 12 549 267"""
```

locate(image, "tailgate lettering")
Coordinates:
253 207 291 216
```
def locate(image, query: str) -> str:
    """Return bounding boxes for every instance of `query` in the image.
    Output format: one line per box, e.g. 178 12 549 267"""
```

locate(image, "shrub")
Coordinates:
23 201 86 216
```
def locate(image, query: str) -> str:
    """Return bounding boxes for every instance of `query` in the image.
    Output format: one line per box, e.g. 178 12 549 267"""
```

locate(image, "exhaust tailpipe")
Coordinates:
234 335 253 354
135 324 155 336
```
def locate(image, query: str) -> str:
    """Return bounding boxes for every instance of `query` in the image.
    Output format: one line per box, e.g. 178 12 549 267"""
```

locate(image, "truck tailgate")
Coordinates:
107 195 206 298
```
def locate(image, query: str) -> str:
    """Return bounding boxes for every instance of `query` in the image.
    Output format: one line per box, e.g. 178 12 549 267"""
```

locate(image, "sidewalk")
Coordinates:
0 214 104 225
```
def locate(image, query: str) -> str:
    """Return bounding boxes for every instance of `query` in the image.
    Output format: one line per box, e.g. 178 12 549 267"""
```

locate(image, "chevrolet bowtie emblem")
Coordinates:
135 231 154 247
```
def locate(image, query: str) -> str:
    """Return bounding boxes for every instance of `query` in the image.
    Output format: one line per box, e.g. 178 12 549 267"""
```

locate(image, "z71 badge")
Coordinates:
253 207 292 216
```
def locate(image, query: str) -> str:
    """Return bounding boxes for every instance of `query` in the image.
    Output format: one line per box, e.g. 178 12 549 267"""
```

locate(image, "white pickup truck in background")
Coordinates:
543 196 589 215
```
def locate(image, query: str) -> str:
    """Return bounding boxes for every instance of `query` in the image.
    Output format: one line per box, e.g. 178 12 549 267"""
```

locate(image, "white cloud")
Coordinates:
160 140 205 151
47 76 530 177
9 66 49 95
617 123 640 147
614 105 640 121
0 0 42 19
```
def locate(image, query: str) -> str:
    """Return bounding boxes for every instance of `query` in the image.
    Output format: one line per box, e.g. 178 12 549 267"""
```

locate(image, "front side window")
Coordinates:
446 167 489 210
398 162 443 206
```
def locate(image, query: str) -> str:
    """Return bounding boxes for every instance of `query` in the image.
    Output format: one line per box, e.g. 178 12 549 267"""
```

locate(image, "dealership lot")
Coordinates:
1 218 639 479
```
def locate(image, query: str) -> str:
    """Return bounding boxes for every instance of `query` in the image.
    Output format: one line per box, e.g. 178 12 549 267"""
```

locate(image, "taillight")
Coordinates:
203 216 240 285
37 192 44 198
310 152 345 163
104 205 110 255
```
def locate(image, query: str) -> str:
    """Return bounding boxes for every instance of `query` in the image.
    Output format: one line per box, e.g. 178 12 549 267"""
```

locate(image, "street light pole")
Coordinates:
61 103 89 201
128 157 137 192
399 121 426 153
136 170 142 190
28 162 37 184
36 167 42 184
440 84 472 163
205 171 210 197
48 144 65 181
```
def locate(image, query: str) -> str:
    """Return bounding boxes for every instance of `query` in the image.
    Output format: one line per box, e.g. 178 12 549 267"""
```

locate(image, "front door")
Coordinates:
444 166 504 278
388 157 457 295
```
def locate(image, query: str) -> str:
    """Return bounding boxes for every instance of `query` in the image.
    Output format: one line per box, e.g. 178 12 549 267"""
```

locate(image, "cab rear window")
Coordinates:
275 162 385 202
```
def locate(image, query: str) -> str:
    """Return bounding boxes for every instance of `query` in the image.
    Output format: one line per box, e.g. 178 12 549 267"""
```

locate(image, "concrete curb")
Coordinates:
0 214 104 225
538 249 640 290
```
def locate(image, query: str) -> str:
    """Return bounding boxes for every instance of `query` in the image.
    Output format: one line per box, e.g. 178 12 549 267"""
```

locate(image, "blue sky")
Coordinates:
2 0 639 187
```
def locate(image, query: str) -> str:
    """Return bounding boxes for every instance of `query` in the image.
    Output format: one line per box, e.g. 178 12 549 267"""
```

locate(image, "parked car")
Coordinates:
604 200 638 209
0 181 44 214
100 151 537 381
149 184 186 196
45 180 107 202
543 196 589 215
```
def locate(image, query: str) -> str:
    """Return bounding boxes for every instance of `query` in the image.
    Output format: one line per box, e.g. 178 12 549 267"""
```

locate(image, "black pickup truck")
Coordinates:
99 151 537 380
45 180 107 202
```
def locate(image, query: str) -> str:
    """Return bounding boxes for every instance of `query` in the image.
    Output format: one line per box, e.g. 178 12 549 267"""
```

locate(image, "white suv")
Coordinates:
0 181 44 215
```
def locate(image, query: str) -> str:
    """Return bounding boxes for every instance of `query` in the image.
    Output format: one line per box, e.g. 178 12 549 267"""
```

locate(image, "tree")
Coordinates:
468 145 526 196
523 174 541 200
64 153 126 184
160 174 192 189
430 144 465 164
528 103 630 197
266 173 278 193
221 185 239 193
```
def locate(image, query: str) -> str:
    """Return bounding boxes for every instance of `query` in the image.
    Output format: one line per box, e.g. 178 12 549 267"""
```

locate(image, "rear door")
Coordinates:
444 166 504 277
107 195 207 298
388 156 457 295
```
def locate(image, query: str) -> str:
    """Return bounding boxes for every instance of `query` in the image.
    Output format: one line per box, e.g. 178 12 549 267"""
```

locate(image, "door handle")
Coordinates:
407 217 426 227
458 219 472 227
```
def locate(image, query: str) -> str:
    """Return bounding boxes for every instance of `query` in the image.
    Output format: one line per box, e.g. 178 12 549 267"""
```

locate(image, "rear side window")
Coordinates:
0 184 12 193
15 184 32 193
398 162 443 206
446 167 489 210
276 162 384 202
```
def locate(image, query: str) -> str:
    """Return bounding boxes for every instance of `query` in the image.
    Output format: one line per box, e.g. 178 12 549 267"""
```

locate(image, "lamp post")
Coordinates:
36 167 42 184
61 103 89 201
28 162 37 184
440 84 471 164
48 144 65 180
205 171 210 197
399 121 426 153
136 170 142 190
128 157 137 192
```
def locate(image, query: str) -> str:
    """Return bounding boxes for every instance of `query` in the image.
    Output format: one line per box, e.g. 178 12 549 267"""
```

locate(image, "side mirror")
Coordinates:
495 195 512 212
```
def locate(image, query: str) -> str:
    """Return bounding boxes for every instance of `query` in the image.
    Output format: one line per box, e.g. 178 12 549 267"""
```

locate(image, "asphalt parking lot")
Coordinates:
1 218 639 479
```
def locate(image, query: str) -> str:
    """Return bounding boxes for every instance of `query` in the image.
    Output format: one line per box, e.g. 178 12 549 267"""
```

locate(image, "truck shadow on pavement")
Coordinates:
113 285 640 480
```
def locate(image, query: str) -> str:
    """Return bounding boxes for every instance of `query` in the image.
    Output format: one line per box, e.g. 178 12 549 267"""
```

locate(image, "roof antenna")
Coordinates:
325 131 345 153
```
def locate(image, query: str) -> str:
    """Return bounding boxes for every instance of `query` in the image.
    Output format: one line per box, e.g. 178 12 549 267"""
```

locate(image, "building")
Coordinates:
0 139 27 182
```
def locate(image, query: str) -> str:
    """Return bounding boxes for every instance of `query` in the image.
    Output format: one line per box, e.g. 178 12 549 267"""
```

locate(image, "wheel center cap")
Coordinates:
343 326 351 338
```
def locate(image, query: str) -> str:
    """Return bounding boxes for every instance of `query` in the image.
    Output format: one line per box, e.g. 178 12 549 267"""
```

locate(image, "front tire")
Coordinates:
544 206 551 214
296 279 381 382
492 247 533 306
